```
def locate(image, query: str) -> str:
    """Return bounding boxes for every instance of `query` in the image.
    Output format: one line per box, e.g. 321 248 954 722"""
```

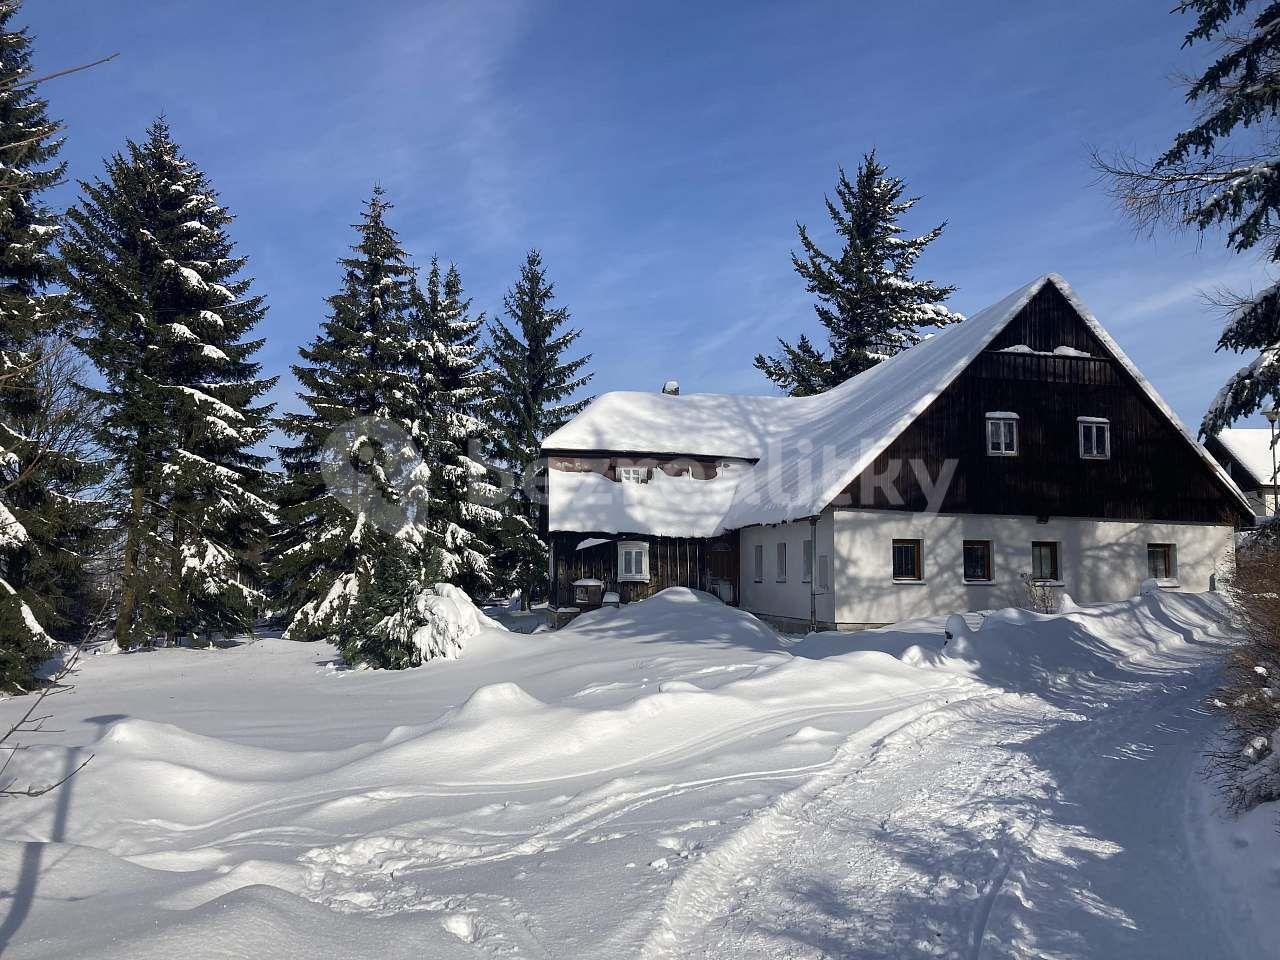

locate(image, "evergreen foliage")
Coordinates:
414 258 500 594
1101 2 1280 432
63 118 275 648
271 188 443 666
0 1 102 691
756 152 959 396
488 250 591 605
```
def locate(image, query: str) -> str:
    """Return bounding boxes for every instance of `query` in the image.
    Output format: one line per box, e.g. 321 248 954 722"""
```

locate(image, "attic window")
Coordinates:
617 466 648 484
1078 418 1110 460
618 541 649 581
986 413 1018 457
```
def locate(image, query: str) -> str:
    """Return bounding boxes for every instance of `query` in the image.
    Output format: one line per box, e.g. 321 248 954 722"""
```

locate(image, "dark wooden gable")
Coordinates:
842 283 1250 525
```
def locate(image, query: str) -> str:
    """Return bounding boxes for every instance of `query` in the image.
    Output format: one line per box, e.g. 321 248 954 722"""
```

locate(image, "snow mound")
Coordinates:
454 682 544 720
933 591 1233 700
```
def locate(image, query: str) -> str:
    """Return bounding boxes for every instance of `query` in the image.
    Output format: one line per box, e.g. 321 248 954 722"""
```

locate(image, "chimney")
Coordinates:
661 379 680 396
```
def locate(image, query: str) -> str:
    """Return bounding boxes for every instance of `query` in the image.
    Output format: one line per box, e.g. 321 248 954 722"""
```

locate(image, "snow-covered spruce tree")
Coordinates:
0 1 102 691
64 119 276 648
1098 2 1280 433
755 152 960 395
488 250 591 607
272 188 445 667
413 258 500 595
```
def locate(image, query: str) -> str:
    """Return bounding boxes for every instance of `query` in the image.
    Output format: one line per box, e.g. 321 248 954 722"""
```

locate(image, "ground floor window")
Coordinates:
1031 541 1060 582
753 543 764 582
802 539 814 583
1147 543 1176 580
963 540 993 582
618 541 649 582
892 539 922 581
776 542 787 582
818 554 830 591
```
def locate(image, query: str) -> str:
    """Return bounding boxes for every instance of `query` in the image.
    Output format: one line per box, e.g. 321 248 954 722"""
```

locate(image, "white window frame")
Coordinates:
1078 417 1110 460
753 543 764 583
802 538 814 583
986 414 1019 457
617 466 647 484
776 542 787 582
618 541 649 582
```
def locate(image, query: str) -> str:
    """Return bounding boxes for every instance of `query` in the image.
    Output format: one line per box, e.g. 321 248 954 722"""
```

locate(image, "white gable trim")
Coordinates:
1048 275 1254 518
797 274 1252 521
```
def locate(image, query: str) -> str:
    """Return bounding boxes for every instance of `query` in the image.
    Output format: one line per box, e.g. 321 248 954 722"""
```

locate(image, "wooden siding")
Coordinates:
841 284 1249 525
550 531 739 607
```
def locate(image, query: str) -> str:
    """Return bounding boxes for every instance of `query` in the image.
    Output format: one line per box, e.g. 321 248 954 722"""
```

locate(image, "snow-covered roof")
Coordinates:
1215 428 1278 488
547 274 1253 535
543 390 789 459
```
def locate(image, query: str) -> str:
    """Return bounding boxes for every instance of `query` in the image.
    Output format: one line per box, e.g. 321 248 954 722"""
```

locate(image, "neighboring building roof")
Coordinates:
1215 428 1278 488
546 274 1253 535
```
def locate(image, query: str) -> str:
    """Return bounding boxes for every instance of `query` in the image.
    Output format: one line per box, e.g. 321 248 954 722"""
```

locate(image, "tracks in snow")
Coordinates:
638 688 1031 959
641 646 1245 960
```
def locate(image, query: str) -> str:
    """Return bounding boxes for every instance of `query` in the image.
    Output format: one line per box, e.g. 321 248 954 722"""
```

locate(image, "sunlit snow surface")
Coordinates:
0 588 1274 958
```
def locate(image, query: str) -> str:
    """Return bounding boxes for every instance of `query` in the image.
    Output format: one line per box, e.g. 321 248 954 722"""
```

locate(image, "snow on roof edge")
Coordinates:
1047 275 1255 517
791 274 1056 527
546 273 1255 532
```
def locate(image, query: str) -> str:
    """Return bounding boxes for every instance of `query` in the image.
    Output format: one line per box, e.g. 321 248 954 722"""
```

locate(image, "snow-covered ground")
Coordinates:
0 588 1274 958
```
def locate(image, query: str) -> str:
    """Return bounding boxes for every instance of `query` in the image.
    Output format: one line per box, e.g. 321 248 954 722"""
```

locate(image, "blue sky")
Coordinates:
25 0 1275 431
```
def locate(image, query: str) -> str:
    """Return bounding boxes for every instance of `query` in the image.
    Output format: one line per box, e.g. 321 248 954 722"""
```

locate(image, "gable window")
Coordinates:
1078 418 1110 460
776 542 787 582
963 540 993 582
986 413 1018 456
753 544 763 583
618 541 648 582
617 466 648 484
802 539 814 583
892 539 922 581
1031 541 1060 582
1147 543 1176 581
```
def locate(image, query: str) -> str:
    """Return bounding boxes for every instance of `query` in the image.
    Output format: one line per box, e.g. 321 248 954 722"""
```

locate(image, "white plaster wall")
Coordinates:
831 509 1235 626
738 514 836 626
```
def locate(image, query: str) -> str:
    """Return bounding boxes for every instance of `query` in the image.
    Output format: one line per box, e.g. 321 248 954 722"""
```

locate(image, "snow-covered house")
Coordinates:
543 275 1254 629
1206 427 1279 520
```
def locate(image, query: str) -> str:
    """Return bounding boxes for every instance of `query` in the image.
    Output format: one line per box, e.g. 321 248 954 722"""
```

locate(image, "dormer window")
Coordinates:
617 466 648 484
986 413 1018 456
1078 418 1110 460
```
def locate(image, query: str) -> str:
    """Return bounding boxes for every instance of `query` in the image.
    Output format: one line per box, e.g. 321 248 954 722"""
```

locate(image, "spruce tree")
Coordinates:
488 249 591 606
756 152 960 395
272 188 443 666
414 258 500 594
1099 2 1280 433
0 1 102 690
64 119 276 648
